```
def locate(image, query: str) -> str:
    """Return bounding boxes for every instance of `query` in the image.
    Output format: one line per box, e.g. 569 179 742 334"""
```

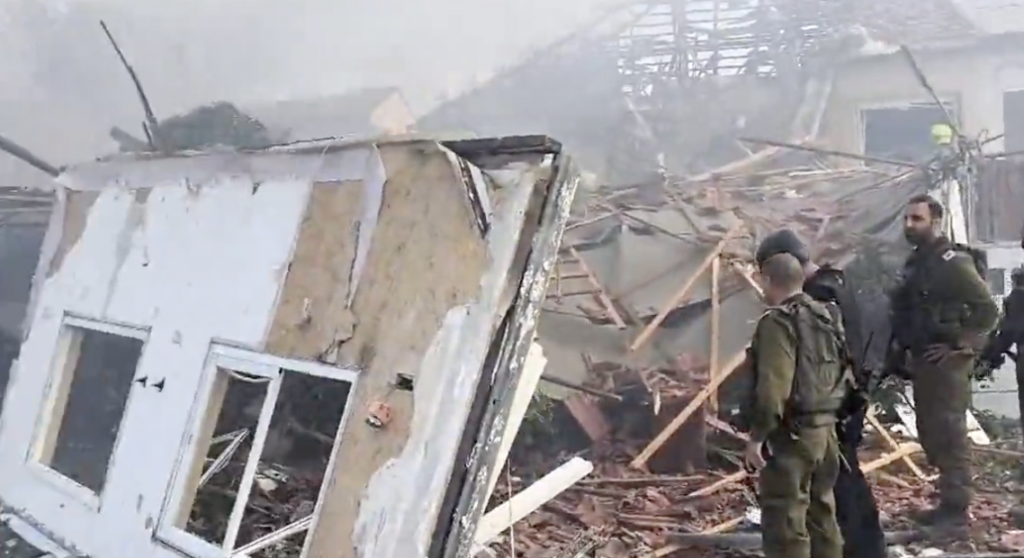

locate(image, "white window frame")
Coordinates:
28 315 150 512
156 343 359 558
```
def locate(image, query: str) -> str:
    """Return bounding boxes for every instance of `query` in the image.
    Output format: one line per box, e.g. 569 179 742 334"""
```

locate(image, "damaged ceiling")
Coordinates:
417 0 1017 184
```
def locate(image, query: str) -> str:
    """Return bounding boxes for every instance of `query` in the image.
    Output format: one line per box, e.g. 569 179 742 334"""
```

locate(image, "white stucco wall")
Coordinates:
822 41 1024 155
0 139 578 558
0 147 377 558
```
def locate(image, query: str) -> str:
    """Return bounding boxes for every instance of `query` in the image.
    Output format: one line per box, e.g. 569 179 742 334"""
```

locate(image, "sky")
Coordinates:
0 0 626 165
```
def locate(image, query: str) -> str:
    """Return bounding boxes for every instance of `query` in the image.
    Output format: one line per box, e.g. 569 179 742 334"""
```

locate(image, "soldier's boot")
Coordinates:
910 505 969 538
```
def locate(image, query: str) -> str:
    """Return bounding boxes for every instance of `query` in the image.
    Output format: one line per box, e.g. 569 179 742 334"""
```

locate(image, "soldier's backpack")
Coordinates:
779 297 852 427
951 243 988 279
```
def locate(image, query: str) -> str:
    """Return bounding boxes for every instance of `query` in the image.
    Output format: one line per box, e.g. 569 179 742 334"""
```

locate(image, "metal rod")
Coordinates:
738 137 918 168
0 133 60 177
899 45 961 138
101 21 162 152
539 374 623 401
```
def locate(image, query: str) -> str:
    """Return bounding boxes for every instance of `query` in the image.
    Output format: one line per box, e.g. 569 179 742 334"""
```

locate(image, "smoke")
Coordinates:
0 0 622 165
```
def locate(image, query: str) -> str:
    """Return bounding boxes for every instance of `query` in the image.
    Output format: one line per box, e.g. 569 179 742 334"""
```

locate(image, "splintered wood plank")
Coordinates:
709 256 721 414
629 222 742 353
865 410 927 480
631 348 747 469
568 247 626 329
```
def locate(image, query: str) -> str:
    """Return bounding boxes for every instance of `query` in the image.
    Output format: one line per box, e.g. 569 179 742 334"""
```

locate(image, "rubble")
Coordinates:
482 381 1024 558
483 142 1024 557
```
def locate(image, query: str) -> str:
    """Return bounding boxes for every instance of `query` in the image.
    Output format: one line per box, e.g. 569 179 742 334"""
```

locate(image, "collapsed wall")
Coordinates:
0 135 579 558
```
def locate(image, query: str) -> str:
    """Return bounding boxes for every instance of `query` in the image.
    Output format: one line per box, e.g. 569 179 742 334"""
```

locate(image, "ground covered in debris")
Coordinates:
0 521 46 558
482 392 1024 558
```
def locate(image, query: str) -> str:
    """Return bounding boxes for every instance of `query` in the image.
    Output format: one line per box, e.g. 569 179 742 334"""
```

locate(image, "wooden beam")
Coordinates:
703 515 746 534
862 443 922 473
472 457 594 549
731 260 763 298
569 247 627 329
629 222 743 353
709 256 721 414
687 470 747 498
631 348 747 469
865 411 927 480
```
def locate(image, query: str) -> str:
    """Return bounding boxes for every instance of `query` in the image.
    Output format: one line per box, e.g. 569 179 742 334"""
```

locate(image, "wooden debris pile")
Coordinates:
490 147 1022 557
483 398 1024 558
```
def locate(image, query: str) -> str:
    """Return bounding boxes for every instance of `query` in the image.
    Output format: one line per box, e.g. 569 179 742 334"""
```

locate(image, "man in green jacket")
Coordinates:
888 194 998 529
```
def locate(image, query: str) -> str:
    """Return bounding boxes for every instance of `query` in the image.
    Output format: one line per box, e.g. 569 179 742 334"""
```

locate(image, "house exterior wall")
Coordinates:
821 41 1024 155
0 161 322 558
0 138 574 558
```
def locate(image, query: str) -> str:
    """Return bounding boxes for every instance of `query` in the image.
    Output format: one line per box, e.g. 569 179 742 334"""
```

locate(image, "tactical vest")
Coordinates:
776 296 851 427
891 240 982 350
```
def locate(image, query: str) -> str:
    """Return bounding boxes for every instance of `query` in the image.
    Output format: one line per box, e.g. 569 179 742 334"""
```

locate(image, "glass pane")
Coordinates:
176 366 270 546
232 372 351 556
39 327 144 494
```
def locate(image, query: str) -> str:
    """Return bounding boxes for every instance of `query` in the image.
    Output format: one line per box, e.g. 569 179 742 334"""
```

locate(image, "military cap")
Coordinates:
755 229 810 266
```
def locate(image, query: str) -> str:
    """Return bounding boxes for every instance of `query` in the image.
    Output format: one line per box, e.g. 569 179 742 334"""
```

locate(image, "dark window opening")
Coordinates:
862 104 958 163
43 327 144 494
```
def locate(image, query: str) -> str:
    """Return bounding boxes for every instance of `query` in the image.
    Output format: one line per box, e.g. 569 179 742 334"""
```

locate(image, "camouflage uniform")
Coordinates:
756 229 885 558
748 292 848 558
890 238 998 520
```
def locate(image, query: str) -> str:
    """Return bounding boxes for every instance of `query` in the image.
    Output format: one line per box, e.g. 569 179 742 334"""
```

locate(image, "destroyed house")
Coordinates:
0 135 579 558
417 0 1024 238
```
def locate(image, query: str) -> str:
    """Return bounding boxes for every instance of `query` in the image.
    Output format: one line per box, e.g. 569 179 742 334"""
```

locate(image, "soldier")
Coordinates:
755 230 885 558
888 194 998 529
979 267 1024 437
744 253 846 558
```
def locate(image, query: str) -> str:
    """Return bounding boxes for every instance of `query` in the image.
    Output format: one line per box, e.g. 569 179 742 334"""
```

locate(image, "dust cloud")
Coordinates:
0 0 621 165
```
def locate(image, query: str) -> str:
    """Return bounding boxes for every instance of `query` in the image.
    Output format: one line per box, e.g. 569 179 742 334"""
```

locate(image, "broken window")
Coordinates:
32 319 146 497
1003 90 1024 153
862 103 958 163
159 346 356 558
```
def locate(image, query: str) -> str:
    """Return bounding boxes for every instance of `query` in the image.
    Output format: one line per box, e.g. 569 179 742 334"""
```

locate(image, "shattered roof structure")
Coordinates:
418 0 1024 184
487 149 1024 558
540 147 926 394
